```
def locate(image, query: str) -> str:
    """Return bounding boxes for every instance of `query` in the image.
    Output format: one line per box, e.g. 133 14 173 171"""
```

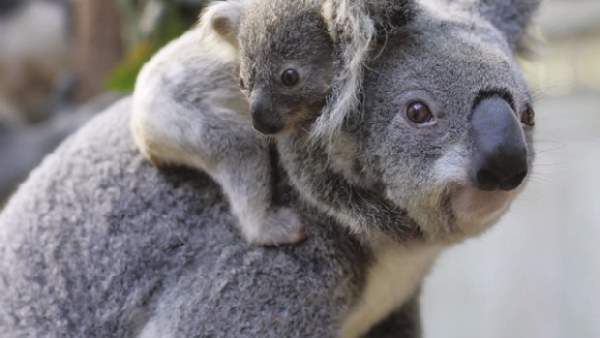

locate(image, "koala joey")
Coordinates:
237 0 335 135
130 0 307 246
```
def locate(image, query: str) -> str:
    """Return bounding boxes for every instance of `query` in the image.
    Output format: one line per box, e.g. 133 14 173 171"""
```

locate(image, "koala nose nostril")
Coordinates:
500 169 527 191
474 156 528 191
476 169 500 191
253 119 284 134
251 110 285 134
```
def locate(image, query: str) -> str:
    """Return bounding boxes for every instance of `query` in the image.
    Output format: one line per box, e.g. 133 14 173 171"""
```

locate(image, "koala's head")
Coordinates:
237 0 335 135
329 0 540 244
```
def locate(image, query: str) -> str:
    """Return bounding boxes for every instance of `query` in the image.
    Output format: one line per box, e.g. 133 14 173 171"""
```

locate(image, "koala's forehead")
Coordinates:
366 16 525 109
239 3 329 62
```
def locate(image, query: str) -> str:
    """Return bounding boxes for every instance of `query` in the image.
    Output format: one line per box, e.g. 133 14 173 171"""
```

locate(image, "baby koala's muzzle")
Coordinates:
250 96 285 135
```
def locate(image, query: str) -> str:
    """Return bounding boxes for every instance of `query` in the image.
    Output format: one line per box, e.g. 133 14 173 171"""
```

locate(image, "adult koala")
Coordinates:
0 0 540 337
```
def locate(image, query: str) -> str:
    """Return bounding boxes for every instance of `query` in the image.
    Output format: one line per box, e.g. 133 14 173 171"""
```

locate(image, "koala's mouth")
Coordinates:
385 181 522 243
444 184 519 236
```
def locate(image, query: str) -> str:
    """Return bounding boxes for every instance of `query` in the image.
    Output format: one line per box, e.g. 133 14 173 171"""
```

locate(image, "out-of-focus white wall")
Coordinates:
0 0 70 124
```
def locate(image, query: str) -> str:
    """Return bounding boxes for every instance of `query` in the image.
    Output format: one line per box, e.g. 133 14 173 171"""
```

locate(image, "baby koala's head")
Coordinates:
237 0 334 135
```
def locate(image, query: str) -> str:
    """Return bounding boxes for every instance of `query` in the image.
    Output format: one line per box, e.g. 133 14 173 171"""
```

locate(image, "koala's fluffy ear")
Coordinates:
477 0 541 51
367 0 416 37
199 0 245 47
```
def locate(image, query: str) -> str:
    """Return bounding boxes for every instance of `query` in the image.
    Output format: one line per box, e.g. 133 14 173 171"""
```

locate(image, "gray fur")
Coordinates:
367 0 416 36
0 100 368 337
477 0 542 51
0 0 541 337
0 99 425 338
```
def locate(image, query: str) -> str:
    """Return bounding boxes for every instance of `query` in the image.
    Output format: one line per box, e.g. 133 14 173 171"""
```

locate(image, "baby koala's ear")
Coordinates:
199 0 245 47
476 0 541 52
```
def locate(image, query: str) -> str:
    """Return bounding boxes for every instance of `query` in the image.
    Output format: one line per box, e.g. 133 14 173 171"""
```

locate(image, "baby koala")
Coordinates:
130 0 334 245
238 0 335 135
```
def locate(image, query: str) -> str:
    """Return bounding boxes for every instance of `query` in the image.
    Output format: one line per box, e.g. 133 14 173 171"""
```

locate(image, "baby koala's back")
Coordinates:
130 12 249 167
134 26 242 114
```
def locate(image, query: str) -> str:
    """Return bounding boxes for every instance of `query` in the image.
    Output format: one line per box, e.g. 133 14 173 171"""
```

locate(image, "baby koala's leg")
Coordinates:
211 134 305 245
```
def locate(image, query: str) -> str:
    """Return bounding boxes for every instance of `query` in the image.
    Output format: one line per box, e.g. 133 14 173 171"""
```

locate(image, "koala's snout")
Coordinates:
250 94 285 135
470 96 528 191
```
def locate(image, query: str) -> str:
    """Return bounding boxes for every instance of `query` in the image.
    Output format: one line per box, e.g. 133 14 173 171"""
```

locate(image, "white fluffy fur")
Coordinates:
341 244 441 338
312 0 377 144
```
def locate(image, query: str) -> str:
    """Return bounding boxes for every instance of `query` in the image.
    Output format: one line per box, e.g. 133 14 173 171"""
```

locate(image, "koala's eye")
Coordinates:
239 77 246 90
521 105 535 127
406 101 433 124
281 68 300 87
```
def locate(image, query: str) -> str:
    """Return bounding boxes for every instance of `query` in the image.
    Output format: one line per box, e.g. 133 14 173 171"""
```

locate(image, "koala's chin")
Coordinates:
392 182 522 245
450 185 522 237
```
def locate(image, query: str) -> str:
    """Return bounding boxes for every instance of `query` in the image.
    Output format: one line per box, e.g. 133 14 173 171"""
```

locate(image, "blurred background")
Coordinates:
0 0 598 337
0 0 207 203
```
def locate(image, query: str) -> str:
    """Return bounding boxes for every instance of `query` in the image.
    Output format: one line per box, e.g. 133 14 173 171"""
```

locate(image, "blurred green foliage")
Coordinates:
107 0 206 92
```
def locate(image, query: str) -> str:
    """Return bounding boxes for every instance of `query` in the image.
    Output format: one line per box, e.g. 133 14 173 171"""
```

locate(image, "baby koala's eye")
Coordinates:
406 101 433 124
281 68 300 87
520 104 535 127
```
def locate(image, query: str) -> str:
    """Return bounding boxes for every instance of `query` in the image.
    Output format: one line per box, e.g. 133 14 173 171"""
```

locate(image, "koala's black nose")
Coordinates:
250 96 284 135
470 96 528 191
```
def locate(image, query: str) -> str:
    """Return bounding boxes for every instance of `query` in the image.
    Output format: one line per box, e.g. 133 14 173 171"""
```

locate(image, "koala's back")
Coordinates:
0 99 366 337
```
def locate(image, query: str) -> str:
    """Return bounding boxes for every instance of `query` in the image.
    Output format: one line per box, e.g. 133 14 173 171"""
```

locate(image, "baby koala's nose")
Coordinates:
470 96 528 191
250 97 285 135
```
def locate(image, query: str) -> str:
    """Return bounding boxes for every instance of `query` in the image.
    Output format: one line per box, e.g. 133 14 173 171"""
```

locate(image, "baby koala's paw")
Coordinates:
244 207 306 246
